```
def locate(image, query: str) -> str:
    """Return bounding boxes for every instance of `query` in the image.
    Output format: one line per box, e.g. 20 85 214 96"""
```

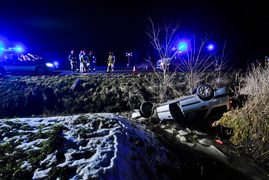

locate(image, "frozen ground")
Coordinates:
0 113 268 180
0 113 178 179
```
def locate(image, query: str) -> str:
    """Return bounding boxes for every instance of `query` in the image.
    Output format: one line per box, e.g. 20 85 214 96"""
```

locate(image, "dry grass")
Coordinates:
0 71 236 118
0 73 188 118
218 63 269 165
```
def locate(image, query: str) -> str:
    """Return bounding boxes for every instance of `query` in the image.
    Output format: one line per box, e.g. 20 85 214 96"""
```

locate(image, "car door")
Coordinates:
10 54 38 72
180 96 209 121
4 53 20 72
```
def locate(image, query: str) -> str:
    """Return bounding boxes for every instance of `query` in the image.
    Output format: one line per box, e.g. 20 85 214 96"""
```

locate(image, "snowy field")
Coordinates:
1 113 268 180
0 113 177 179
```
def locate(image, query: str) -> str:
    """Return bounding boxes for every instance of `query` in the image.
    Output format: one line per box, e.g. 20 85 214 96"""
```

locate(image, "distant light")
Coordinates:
8 46 24 52
54 61 59 68
15 46 24 52
207 44 215 51
16 47 23 51
178 42 187 51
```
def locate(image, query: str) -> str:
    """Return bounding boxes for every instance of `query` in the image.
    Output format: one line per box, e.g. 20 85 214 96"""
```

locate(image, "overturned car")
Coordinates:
139 84 231 124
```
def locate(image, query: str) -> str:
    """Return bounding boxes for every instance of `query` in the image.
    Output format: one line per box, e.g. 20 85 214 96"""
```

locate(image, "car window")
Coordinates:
3 53 19 62
19 54 33 61
18 53 43 62
0 51 43 63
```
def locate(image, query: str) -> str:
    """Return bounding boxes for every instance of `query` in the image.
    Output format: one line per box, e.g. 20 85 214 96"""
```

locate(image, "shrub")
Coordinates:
218 63 269 164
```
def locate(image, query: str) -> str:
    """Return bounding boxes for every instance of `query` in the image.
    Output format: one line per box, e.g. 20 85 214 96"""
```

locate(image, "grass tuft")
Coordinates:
218 63 269 165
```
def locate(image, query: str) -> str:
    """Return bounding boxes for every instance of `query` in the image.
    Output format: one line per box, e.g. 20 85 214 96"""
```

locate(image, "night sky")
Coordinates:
0 0 268 68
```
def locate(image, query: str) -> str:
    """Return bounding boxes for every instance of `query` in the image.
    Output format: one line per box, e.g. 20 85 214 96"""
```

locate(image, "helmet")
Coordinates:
89 51 93 55
71 50 74 54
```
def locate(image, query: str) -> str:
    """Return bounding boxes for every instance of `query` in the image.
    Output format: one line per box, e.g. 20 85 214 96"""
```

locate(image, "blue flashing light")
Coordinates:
15 46 23 52
179 42 187 51
54 61 59 68
8 46 24 52
207 44 215 51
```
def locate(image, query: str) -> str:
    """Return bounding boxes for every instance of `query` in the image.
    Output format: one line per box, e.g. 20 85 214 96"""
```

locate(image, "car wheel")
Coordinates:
139 102 154 118
196 84 214 100
36 66 46 75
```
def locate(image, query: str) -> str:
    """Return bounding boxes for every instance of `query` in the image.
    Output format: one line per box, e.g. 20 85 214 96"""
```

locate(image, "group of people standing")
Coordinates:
68 50 116 73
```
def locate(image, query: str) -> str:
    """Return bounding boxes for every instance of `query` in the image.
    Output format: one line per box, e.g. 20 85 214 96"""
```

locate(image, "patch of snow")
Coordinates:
32 167 51 180
16 139 46 151
40 151 58 167
194 143 229 164
1 113 174 179
20 161 32 171
178 130 190 136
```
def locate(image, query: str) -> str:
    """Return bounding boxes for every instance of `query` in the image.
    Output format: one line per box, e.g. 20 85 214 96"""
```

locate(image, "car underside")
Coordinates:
139 84 231 125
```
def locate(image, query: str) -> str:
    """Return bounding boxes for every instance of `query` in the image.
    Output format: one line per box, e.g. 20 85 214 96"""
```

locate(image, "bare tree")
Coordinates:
213 40 229 79
176 34 215 91
146 17 229 101
146 17 181 102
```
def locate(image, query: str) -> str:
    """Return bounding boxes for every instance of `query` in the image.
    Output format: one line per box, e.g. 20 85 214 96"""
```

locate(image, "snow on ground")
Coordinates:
0 113 176 179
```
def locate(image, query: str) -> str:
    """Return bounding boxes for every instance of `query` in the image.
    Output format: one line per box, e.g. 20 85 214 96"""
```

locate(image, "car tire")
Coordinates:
139 102 154 118
36 66 46 75
196 84 214 100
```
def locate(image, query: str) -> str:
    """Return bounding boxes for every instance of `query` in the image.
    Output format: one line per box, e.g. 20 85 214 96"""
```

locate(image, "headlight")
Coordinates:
46 63 54 67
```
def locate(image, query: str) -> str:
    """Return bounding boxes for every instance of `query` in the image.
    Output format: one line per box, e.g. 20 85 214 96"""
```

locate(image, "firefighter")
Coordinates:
68 50 78 72
81 51 88 73
79 50 84 73
88 51 96 72
107 51 115 73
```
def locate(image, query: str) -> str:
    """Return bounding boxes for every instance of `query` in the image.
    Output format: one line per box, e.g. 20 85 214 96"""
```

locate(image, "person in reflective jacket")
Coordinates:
79 50 84 73
88 51 96 72
107 51 115 73
68 50 78 72
79 50 88 73
81 51 88 73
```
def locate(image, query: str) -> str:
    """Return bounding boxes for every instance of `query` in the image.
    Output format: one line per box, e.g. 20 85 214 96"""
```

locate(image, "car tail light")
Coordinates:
229 99 232 110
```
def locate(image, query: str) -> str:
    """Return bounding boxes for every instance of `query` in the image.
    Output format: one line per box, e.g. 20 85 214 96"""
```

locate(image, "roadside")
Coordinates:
1 71 269 178
129 110 269 179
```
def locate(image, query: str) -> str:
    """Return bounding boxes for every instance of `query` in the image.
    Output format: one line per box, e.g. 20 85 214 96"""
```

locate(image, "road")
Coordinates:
1 69 152 76
56 69 152 75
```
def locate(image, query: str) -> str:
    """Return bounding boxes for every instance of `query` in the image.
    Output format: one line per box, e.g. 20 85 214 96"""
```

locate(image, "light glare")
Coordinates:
179 42 187 50
207 44 215 51
46 63 54 67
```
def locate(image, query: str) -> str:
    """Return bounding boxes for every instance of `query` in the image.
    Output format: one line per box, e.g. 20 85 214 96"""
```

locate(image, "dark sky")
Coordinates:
0 0 268 68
